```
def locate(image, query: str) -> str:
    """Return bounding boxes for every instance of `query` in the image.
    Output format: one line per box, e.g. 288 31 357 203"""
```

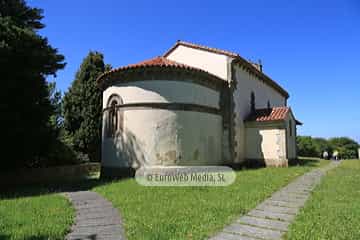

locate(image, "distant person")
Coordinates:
333 150 339 161
323 151 329 160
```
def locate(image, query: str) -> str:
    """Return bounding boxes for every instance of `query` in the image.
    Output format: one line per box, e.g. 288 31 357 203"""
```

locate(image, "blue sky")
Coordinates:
29 0 360 142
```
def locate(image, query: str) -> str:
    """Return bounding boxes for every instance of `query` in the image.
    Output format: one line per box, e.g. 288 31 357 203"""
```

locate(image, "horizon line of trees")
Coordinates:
297 136 359 159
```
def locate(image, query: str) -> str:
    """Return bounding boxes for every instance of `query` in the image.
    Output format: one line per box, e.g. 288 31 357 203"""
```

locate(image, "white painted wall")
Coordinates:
284 114 297 160
103 80 220 109
245 127 287 166
102 109 222 168
233 65 287 163
102 79 222 169
166 45 230 80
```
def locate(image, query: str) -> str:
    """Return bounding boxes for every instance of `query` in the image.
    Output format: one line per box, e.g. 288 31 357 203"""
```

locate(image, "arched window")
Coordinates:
106 94 123 137
250 91 255 112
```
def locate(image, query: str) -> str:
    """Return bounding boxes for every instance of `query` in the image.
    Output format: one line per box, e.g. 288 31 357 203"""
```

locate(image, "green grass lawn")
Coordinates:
285 160 360 240
0 191 74 240
94 158 327 240
0 158 329 240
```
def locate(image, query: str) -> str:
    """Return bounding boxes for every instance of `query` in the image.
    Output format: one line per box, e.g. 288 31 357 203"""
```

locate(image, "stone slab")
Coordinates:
209 231 258 240
64 191 126 240
247 209 295 222
256 204 298 215
224 223 283 240
237 215 289 231
261 200 303 209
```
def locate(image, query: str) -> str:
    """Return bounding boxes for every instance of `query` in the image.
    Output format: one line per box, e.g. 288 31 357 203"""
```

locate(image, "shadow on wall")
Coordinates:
103 129 149 169
242 129 265 169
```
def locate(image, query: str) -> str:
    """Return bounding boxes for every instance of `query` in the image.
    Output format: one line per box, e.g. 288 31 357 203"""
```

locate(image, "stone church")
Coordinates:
97 41 302 177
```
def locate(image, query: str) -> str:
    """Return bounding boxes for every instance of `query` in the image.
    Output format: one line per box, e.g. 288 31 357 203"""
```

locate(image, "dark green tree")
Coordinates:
313 137 332 157
63 52 110 162
297 135 359 159
45 82 77 166
296 136 318 157
48 82 63 131
0 0 65 170
328 137 359 159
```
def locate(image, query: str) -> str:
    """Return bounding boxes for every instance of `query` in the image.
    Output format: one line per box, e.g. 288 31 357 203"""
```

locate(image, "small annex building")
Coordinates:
97 41 302 177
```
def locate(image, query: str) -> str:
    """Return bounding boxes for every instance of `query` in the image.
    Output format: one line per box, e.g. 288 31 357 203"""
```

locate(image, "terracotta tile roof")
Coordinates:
127 56 192 68
245 106 302 125
245 107 290 122
163 40 239 58
96 56 225 85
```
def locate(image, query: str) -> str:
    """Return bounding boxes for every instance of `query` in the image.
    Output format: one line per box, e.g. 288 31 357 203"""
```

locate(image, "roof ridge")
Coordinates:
164 40 239 58
108 56 202 73
256 106 289 110
163 40 289 98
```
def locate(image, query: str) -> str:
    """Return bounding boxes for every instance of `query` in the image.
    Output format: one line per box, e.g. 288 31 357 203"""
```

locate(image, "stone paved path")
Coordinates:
210 161 340 240
64 191 126 240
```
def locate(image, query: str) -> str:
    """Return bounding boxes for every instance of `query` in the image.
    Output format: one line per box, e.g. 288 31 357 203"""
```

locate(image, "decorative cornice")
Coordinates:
103 102 221 116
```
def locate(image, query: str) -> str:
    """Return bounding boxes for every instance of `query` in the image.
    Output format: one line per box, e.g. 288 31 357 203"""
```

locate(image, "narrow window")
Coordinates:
109 100 118 135
250 91 255 112
267 100 271 109
106 94 123 137
289 120 293 137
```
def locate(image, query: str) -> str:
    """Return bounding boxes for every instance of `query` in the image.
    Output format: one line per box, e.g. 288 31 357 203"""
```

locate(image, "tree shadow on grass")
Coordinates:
289 158 323 167
0 234 98 240
0 177 118 200
1 158 325 200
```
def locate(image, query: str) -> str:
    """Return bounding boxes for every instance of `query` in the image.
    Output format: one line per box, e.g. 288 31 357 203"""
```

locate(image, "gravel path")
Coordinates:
64 191 126 240
209 161 340 240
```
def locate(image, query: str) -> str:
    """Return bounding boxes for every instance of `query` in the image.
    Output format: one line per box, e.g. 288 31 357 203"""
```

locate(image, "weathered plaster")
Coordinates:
101 76 223 173
245 127 288 167
102 109 222 169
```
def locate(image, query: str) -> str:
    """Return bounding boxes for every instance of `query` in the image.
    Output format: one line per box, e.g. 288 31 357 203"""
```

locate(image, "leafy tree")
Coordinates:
63 52 110 162
48 82 63 130
0 0 65 170
297 136 317 157
329 137 359 159
313 138 332 157
297 136 359 159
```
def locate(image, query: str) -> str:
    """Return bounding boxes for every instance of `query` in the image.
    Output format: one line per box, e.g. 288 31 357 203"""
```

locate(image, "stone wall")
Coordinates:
0 163 99 187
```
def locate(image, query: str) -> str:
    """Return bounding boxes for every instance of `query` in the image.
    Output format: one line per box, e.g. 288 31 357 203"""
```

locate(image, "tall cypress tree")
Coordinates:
63 52 110 162
0 0 65 170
